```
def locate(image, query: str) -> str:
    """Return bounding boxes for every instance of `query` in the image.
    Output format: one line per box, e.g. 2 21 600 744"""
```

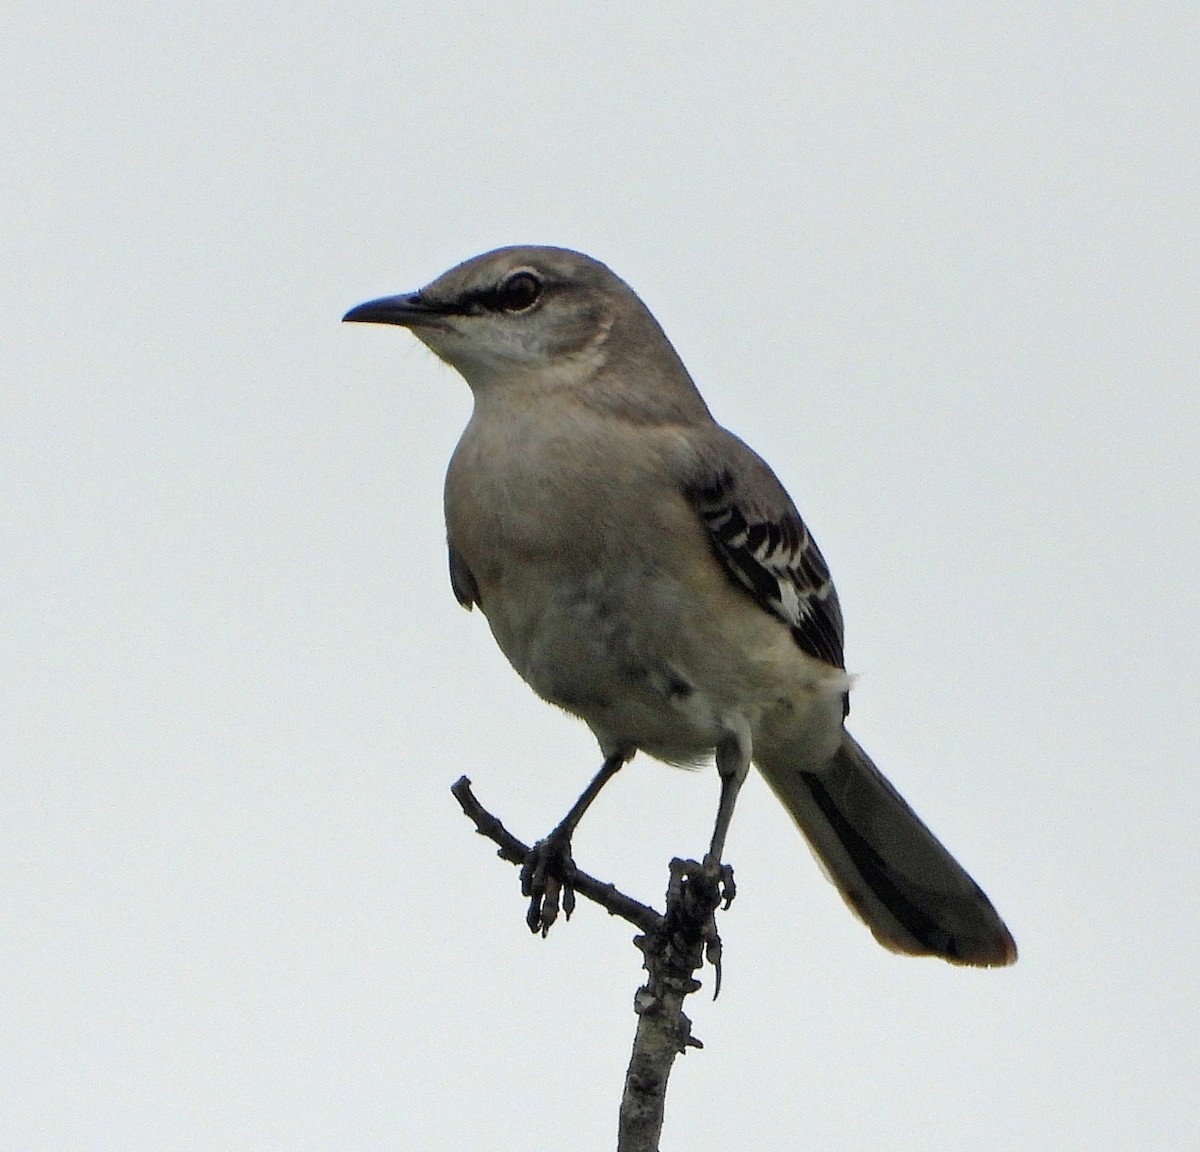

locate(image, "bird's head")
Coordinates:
344 246 636 393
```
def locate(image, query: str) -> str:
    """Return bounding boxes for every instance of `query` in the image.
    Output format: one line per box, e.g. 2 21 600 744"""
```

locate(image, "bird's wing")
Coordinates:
448 542 480 609
686 443 845 672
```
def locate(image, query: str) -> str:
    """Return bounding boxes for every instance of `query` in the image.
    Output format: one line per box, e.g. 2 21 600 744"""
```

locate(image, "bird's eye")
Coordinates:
495 271 542 312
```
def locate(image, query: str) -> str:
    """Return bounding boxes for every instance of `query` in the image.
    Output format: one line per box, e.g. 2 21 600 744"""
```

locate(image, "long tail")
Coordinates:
755 731 1017 966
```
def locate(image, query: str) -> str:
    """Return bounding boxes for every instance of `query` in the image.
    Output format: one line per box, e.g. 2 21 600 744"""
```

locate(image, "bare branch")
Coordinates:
618 858 731 1151
451 776 663 935
450 776 733 1152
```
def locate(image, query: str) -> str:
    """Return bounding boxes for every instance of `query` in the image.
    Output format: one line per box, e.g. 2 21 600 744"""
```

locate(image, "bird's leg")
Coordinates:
708 727 751 864
705 728 749 899
674 730 749 990
521 749 628 936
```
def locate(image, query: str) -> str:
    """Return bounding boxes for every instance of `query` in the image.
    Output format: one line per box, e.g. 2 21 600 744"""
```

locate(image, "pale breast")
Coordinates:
442 399 844 762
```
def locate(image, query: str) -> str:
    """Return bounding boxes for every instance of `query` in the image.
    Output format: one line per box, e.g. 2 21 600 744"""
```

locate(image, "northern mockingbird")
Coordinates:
345 246 1017 966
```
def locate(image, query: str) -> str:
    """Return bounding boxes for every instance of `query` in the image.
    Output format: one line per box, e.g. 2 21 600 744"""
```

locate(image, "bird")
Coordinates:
344 245 1017 967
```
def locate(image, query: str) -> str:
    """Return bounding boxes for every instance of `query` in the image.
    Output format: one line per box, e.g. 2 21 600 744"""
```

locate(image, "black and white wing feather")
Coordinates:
688 466 845 672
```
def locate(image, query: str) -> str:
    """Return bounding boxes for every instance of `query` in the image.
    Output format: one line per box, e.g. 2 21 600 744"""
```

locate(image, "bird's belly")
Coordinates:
479 561 707 753
479 556 844 766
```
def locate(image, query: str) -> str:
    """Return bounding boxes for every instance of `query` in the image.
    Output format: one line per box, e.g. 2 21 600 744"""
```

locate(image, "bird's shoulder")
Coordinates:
683 428 846 671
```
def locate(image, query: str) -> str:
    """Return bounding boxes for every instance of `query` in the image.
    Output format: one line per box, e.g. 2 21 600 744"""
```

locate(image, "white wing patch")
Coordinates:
689 472 845 671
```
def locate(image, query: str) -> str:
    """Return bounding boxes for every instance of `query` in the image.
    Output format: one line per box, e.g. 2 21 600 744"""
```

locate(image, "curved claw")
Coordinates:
677 856 737 997
700 853 737 909
520 833 578 936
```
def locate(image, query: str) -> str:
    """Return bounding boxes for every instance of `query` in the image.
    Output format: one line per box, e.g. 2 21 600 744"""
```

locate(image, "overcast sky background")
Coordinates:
4 4 1198 1149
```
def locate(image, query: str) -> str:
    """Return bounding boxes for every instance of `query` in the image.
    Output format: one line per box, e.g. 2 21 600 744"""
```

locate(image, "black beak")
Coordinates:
342 292 438 326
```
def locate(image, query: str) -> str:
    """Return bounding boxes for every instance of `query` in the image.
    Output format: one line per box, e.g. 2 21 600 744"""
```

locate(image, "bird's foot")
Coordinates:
700 853 737 910
665 856 736 997
520 830 578 936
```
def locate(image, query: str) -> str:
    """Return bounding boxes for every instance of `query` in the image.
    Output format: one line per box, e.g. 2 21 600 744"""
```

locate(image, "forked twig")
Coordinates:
450 776 733 1152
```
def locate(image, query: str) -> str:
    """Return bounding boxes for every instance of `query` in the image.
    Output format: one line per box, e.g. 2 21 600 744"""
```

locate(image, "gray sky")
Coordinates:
4 4 1198 1149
